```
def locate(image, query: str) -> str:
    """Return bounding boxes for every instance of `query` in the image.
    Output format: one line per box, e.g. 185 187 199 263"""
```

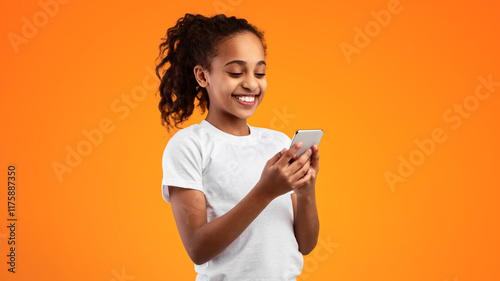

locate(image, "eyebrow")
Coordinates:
224 60 266 67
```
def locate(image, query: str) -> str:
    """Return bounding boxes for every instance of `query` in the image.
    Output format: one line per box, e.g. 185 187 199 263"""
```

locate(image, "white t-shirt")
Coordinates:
161 119 303 280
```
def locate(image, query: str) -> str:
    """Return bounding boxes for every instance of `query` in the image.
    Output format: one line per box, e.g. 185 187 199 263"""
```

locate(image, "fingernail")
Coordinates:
307 149 312 155
296 142 303 148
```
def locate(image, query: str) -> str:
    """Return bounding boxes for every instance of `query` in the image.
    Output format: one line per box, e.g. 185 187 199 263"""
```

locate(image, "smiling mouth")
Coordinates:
231 94 260 106
232 94 259 102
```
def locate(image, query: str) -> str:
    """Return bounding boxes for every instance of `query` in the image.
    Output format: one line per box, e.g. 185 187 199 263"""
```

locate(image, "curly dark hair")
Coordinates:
154 13 267 133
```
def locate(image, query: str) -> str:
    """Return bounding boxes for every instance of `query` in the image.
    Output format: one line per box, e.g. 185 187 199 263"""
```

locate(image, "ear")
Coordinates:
194 65 208 88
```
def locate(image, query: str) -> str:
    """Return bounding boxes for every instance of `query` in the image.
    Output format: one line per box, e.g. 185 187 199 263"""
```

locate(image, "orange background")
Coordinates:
1 0 499 280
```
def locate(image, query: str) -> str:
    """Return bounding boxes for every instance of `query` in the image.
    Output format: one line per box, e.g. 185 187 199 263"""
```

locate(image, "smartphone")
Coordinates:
289 129 324 161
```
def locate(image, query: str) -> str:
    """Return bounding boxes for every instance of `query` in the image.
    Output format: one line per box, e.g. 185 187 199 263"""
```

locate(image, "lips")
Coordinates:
231 94 260 97
232 94 259 106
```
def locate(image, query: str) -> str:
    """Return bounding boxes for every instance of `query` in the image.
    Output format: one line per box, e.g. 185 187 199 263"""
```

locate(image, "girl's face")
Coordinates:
200 31 267 123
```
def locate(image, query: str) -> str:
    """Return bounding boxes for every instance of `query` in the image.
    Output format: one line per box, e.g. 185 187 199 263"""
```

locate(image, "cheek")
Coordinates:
260 80 268 92
210 77 232 95
222 78 240 92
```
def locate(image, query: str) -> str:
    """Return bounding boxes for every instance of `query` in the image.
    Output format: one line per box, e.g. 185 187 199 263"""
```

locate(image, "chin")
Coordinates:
237 109 257 119
239 113 256 120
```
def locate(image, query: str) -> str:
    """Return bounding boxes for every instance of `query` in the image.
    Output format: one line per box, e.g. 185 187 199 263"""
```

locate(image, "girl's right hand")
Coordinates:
256 141 313 200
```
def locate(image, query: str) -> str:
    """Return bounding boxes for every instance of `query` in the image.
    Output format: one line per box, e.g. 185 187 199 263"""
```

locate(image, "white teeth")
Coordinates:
235 96 255 102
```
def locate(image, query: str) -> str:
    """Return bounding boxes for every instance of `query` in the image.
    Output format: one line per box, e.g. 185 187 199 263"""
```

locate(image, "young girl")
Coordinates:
156 13 320 280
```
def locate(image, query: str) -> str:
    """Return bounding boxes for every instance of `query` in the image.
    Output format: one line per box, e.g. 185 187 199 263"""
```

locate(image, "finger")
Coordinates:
268 148 287 167
277 141 303 166
289 148 312 174
291 157 311 183
288 153 299 165
310 145 320 170
293 168 313 188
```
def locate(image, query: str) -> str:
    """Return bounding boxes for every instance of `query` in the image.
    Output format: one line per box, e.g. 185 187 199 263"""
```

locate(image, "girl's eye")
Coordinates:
227 72 266 78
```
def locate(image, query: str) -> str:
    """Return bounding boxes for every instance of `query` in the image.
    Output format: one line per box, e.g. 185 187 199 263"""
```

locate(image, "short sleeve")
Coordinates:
161 131 204 203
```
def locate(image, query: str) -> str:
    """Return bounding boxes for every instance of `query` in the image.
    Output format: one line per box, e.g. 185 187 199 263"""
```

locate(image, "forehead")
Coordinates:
212 32 265 65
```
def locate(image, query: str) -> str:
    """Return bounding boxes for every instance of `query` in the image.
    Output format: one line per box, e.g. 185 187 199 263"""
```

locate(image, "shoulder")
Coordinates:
163 123 204 154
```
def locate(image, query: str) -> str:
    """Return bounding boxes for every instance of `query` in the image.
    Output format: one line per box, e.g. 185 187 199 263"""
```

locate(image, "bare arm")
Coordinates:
291 144 320 255
169 141 313 265
169 184 272 265
291 190 319 255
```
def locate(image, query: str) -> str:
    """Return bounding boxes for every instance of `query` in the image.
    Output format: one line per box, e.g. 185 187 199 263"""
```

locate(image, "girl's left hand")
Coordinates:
292 144 319 198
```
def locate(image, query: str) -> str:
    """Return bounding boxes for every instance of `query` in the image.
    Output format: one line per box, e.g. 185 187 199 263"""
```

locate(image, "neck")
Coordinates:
205 113 249 136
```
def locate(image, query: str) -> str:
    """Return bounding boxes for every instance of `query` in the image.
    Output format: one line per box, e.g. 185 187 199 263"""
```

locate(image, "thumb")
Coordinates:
267 148 287 167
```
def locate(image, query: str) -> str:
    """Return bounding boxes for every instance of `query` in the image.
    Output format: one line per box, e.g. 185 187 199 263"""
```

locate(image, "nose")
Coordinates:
241 73 259 92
